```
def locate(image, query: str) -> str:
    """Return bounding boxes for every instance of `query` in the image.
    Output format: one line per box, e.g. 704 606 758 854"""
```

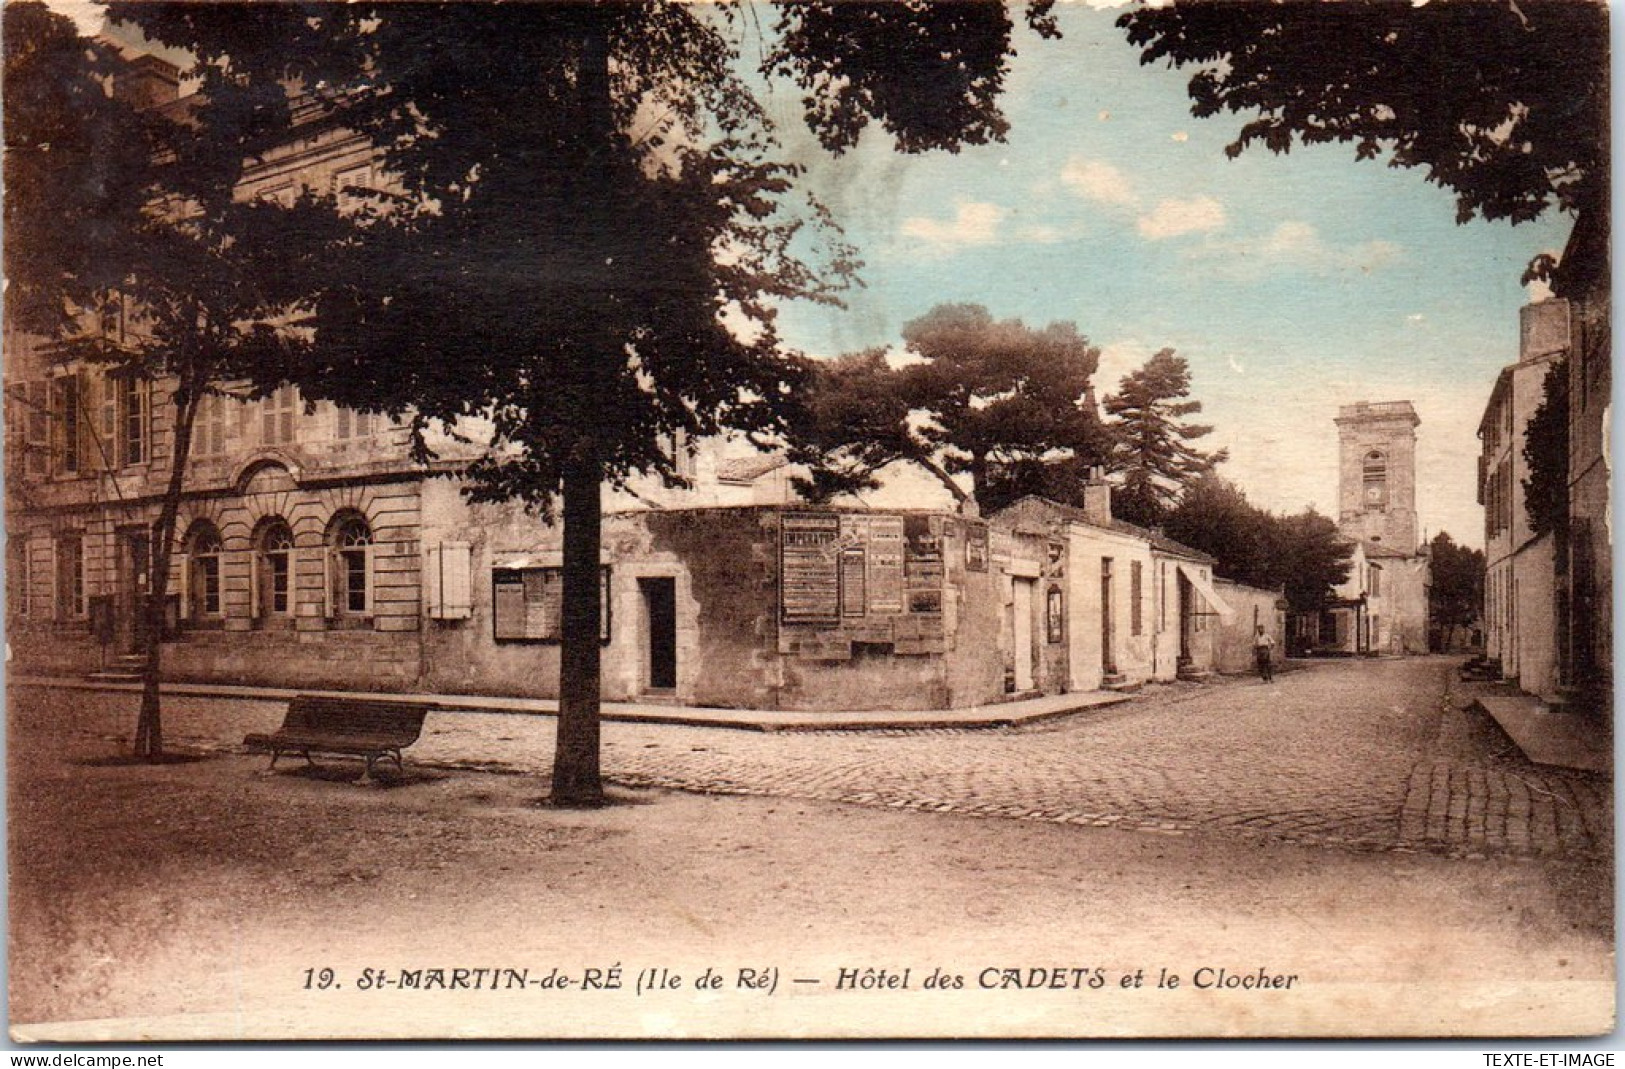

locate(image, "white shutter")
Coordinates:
424 544 443 616
425 542 472 620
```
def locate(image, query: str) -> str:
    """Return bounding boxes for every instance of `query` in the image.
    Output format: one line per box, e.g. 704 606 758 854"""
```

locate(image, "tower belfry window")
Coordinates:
1362 450 1387 509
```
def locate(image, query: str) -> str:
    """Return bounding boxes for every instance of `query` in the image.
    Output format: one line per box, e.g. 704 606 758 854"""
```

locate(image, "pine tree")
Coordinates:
1103 349 1227 526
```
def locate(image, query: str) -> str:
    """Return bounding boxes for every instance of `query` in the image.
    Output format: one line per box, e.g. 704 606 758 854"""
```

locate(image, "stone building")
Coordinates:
1332 401 1431 654
1475 287 1611 719
1476 303 1567 699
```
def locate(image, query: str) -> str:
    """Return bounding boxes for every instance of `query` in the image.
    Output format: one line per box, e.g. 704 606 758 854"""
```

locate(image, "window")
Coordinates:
262 386 297 446
1368 565 1381 597
253 518 295 624
333 162 375 216
23 381 50 477
1362 450 1387 510
119 377 148 466
52 374 82 475
194 393 230 458
329 514 372 617
56 533 86 620
183 523 224 620
9 536 31 617
1130 560 1144 636
335 405 374 440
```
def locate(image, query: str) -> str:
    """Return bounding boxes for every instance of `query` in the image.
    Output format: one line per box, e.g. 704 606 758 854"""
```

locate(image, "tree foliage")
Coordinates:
1428 530 1485 637
1102 348 1227 527
115 1 1058 802
1118 0 1608 288
1522 359 1570 538
3 3 151 334
1164 475 1351 613
6 2 338 759
791 303 1112 514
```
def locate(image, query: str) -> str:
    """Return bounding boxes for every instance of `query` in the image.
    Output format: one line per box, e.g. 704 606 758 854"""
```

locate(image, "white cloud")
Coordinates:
1060 158 1139 208
1189 220 1401 278
1170 131 1189 143
1137 195 1227 240
899 200 1007 250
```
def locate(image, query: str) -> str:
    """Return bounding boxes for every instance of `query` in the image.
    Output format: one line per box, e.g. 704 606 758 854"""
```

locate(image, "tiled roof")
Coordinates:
993 496 1217 564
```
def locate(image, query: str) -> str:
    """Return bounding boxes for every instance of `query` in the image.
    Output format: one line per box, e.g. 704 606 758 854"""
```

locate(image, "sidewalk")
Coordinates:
9 673 1131 732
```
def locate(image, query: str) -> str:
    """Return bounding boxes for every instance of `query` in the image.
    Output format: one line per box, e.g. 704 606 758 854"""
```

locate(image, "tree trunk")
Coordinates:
551 447 605 805
549 5 612 806
133 375 199 761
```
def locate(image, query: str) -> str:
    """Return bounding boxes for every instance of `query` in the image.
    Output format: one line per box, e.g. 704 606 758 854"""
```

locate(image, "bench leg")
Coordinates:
359 754 377 785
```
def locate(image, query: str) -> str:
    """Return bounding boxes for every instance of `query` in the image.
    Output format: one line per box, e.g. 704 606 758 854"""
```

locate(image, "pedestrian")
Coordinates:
1253 625 1275 683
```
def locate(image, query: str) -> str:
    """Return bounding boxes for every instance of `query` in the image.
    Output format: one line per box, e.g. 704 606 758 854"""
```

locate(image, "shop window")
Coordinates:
253 518 295 624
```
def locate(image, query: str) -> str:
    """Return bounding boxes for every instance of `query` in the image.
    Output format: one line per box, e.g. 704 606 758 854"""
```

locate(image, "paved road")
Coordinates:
18 656 1611 861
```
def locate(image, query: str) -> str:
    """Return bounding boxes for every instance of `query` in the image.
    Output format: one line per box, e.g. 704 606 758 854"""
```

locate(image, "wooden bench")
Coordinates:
245 696 430 781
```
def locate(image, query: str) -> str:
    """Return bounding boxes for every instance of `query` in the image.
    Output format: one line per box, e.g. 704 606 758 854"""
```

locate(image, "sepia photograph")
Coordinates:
1 0 1613 1043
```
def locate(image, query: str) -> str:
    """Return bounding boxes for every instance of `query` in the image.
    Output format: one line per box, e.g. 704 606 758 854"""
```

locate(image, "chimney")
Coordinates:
1519 299 1572 364
1081 465 1112 525
113 53 181 110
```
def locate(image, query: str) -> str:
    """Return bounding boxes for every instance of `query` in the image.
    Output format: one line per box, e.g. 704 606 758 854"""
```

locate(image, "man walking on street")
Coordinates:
1254 625 1276 683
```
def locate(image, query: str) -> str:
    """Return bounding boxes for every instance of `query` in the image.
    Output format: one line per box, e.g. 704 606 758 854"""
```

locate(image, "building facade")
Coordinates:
1333 401 1431 654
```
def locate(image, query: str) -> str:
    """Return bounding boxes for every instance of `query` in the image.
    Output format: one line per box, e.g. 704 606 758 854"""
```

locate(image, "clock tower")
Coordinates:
1335 401 1420 554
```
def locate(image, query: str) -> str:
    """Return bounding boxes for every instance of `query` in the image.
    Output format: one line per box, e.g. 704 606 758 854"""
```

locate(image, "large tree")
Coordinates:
1428 531 1485 649
1164 474 1351 613
119 2 1060 804
5 3 332 759
1102 348 1227 527
1117 0 1608 292
791 304 1112 514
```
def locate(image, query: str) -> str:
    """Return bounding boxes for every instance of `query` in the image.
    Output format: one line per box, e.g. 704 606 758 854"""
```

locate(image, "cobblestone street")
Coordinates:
590 657 1611 861
22 655 1611 863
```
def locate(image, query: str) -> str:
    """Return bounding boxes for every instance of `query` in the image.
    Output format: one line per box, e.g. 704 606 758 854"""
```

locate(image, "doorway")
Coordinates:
1100 557 1116 674
640 577 677 692
115 526 151 655
1011 578 1035 692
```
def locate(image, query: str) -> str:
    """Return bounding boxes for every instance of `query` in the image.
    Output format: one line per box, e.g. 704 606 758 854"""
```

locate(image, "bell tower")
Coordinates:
1335 401 1420 554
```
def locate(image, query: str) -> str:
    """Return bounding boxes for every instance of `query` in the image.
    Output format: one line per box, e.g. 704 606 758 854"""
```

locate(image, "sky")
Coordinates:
53 0 1578 549
745 2 1575 550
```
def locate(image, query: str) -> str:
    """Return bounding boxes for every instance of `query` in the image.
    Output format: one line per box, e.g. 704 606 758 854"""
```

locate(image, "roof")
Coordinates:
993 496 1217 565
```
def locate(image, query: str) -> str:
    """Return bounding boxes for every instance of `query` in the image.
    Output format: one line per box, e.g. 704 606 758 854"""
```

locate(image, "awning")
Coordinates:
1176 562 1236 623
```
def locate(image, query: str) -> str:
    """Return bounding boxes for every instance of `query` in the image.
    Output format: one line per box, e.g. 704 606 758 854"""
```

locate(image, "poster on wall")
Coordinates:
780 513 841 624
903 514 944 615
866 515 905 614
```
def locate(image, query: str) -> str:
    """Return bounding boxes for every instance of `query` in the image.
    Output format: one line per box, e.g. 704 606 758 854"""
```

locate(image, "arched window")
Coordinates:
253 518 294 625
1362 450 1387 510
328 513 373 617
183 521 224 621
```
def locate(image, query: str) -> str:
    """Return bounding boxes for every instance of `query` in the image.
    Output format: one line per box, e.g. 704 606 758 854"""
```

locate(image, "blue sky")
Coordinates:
755 3 1573 549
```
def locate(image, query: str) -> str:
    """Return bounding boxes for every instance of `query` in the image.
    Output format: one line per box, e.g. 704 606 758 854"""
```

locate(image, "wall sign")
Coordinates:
781 513 841 624
493 565 609 643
